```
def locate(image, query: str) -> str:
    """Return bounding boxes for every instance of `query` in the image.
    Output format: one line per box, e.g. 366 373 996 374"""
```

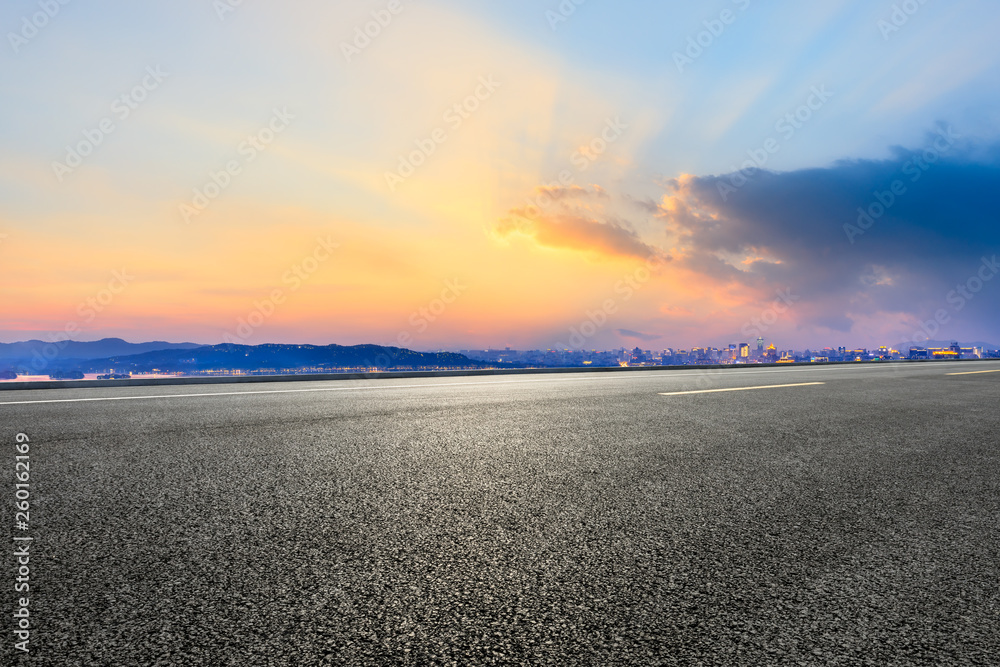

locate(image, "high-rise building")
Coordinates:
739 343 750 358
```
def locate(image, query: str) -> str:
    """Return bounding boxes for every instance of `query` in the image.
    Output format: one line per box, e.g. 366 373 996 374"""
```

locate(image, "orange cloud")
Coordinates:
496 212 666 262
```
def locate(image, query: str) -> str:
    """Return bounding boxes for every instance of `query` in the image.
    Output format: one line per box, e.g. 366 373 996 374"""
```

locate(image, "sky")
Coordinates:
2 0 999 351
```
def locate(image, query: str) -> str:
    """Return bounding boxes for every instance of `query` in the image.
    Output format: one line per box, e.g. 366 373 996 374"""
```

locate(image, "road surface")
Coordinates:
3 362 999 665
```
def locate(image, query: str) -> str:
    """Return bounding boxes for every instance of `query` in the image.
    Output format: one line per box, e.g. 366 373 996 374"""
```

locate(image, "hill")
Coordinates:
76 343 499 374
0 338 202 362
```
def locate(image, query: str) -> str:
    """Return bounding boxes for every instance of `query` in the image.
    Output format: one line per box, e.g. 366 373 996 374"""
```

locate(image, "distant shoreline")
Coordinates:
1 357 997 392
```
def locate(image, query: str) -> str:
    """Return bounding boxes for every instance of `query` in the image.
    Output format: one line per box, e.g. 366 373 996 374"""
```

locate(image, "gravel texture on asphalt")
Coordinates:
2 362 999 665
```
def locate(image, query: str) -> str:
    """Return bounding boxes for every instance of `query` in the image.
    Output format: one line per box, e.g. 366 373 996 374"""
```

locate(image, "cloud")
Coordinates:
495 180 674 263
622 194 664 214
496 211 665 261
535 184 609 200
657 132 1000 343
616 329 662 342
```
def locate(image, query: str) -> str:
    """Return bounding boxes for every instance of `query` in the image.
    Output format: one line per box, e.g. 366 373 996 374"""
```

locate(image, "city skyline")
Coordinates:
3 333 997 379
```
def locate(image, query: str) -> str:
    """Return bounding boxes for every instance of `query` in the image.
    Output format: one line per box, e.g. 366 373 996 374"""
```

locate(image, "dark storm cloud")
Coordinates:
663 132 1000 338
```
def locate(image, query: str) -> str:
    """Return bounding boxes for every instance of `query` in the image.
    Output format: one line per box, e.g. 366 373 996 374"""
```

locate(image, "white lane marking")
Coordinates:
0 361 989 406
659 382 825 396
5 378 583 406
947 369 1000 376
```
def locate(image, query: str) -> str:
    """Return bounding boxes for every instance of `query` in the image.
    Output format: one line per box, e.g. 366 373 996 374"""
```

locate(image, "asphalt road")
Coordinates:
3 362 999 666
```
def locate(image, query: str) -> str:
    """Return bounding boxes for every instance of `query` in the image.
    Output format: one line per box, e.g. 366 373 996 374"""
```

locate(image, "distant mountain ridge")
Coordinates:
74 343 497 373
0 337 202 362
